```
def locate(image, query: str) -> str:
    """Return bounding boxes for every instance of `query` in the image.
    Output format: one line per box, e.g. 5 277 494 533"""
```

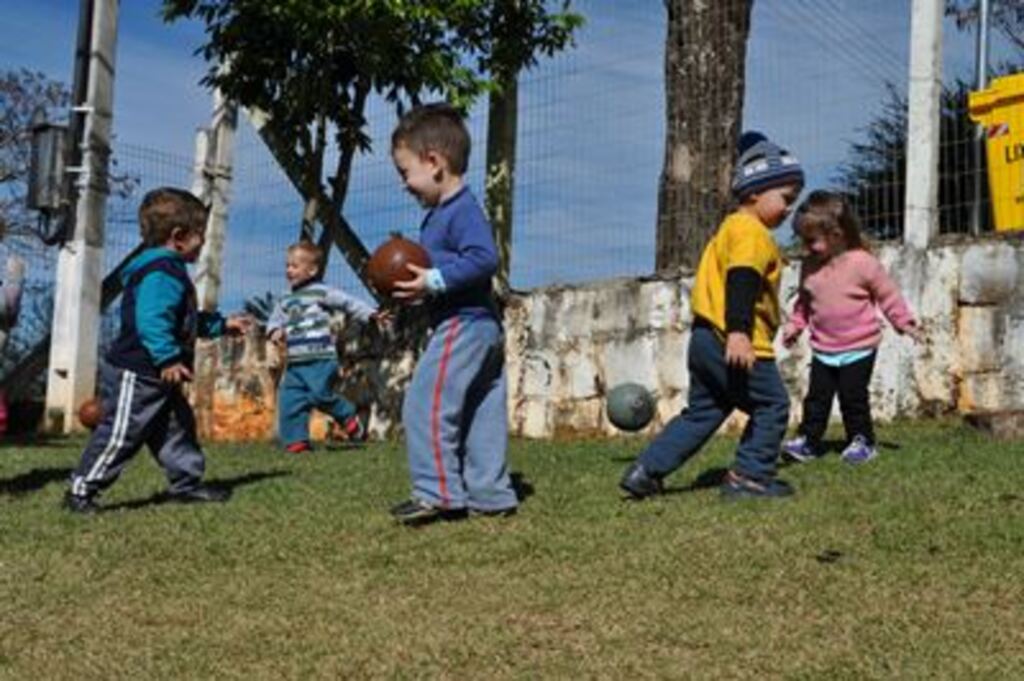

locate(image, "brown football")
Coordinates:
365 235 431 297
78 397 103 430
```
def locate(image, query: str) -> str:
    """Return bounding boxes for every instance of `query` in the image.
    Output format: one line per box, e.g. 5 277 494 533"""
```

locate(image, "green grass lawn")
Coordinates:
2 421 1022 679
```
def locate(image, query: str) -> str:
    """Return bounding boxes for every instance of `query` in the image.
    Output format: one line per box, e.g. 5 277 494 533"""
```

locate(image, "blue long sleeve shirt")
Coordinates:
419 185 499 324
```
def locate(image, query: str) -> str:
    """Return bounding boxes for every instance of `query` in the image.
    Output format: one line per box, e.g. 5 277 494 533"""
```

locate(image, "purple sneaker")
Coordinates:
782 435 816 463
840 435 877 465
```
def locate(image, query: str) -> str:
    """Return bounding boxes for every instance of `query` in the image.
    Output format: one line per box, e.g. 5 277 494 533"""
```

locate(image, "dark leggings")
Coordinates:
798 352 876 451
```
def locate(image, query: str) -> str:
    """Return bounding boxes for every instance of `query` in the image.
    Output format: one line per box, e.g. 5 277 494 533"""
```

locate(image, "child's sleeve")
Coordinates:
723 221 773 335
430 203 498 294
265 297 287 334
135 272 187 368
865 254 916 332
323 287 375 323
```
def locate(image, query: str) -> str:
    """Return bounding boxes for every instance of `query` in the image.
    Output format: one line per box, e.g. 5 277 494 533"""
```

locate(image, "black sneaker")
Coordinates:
719 470 794 500
62 492 99 514
470 506 518 519
168 485 232 504
390 498 467 526
619 461 664 500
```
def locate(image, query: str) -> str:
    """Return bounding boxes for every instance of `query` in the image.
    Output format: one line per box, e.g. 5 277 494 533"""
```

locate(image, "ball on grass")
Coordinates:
606 383 655 432
365 235 431 297
78 397 103 430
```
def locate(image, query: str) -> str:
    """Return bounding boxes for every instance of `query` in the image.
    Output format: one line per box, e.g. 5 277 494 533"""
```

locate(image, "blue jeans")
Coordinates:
638 325 790 482
278 358 356 446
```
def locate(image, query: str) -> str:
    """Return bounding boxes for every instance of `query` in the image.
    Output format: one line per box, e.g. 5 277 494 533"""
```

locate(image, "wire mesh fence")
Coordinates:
3 0 1017 376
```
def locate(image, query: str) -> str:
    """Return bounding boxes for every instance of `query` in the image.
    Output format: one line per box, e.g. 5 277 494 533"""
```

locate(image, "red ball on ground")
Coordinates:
78 397 103 430
365 235 431 297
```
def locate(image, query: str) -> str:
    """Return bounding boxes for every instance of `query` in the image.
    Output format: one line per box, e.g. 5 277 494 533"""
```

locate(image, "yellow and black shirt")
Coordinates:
690 211 783 358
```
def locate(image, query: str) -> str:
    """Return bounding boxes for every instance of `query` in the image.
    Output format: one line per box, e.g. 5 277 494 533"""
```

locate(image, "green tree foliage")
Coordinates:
161 0 581 277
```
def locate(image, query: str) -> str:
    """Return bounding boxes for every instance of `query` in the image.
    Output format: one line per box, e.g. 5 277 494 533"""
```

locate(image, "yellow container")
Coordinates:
969 72 1024 231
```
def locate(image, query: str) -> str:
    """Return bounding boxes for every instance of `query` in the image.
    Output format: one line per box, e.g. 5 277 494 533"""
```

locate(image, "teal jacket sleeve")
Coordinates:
135 271 186 368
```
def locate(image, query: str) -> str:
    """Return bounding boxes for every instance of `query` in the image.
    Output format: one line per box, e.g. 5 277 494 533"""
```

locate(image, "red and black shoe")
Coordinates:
286 440 313 454
341 411 369 443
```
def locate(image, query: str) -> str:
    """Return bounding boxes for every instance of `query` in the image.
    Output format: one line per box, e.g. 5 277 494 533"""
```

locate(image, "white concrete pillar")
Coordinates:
44 0 119 433
903 0 944 250
193 89 237 312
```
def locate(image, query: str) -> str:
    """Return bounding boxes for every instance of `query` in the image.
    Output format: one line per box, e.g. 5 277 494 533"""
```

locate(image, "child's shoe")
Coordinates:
719 469 794 500
619 461 663 500
390 498 467 526
341 411 368 443
840 435 877 465
61 491 99 514
168 484 232 504
781 435 817 463
286 441 313 454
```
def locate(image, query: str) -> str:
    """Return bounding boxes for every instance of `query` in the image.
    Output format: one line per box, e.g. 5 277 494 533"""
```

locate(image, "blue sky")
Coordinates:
0 0 1007 308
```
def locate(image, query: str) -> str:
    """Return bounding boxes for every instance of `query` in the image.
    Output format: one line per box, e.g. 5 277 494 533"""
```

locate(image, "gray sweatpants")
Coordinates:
69 362 206 498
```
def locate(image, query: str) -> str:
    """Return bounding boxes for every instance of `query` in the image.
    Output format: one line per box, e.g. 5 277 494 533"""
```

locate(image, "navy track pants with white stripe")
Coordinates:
69 362 206 498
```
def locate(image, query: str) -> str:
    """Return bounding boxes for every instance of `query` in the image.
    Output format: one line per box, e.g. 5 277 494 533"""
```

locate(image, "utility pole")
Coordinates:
190 89 237 439
971 0 991 236
192 88 237 312
903 0 944 250
44 0 119 433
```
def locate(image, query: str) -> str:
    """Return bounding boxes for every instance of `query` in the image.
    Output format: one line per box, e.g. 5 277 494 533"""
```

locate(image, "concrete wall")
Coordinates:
197 239 1024 442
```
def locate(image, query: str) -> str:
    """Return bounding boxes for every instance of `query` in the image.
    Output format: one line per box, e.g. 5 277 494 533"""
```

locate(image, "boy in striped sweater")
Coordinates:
266 242 386 453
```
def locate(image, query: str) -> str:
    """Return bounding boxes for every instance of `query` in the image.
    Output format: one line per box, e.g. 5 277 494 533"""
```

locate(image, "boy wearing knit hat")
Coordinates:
620 131 803 500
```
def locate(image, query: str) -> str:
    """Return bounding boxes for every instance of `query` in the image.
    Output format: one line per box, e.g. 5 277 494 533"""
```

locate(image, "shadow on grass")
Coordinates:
100 470 291 513
0 435 77 451
0 466 73 497
662 466 729 495
510 471 535 503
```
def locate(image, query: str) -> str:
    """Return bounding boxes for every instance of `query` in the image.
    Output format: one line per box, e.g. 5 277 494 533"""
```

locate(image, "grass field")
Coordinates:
2 421 1023 679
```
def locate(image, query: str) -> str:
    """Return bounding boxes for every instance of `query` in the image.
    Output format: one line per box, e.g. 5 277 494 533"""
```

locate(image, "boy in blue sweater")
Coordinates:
266 241 385 453
388 103 518 525
63 187 250 513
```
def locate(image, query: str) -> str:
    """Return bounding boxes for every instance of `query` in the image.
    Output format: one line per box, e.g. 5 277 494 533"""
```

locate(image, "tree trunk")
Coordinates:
656 0 753 271
485 76 518 296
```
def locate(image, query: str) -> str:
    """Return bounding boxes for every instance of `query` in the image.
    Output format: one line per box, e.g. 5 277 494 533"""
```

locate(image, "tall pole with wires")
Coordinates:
971 0 991 236
904 0 944 251
44 0 119 433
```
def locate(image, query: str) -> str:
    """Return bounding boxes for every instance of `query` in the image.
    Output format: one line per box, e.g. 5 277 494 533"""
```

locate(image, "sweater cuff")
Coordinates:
425 268 446 294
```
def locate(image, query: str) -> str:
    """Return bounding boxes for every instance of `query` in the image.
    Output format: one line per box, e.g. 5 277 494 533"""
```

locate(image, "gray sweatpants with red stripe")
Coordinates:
68 362 206 499
401 314 517 512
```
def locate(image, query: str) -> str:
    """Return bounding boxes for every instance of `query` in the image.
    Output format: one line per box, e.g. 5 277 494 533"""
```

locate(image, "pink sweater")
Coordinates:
785 249 916 353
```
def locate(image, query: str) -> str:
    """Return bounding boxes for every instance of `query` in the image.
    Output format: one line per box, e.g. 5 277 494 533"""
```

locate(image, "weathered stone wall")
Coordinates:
197 238 1024 442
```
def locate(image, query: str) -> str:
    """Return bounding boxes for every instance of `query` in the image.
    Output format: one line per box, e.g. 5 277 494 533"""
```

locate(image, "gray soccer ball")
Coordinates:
606 382 655 432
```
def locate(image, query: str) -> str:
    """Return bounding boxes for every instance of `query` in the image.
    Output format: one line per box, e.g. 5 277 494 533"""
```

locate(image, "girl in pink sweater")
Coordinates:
782 191 921 465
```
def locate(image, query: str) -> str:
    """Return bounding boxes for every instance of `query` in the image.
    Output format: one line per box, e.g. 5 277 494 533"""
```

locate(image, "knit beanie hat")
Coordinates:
731 131 804 200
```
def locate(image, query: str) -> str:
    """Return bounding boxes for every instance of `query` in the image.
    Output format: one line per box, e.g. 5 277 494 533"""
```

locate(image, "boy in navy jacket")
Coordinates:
64 187 250 513
388 103 518 525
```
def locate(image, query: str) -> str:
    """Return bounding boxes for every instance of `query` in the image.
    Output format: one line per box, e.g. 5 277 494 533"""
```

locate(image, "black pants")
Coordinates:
798 352 876 452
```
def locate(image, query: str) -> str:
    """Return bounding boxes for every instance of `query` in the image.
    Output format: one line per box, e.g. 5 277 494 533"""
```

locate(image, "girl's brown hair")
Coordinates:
794 190 867 253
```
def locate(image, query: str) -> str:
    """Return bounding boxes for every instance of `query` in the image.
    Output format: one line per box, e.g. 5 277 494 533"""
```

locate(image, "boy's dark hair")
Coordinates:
795 190 868 252
391 103 471 175
138 187 208 246
288 241 324 268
